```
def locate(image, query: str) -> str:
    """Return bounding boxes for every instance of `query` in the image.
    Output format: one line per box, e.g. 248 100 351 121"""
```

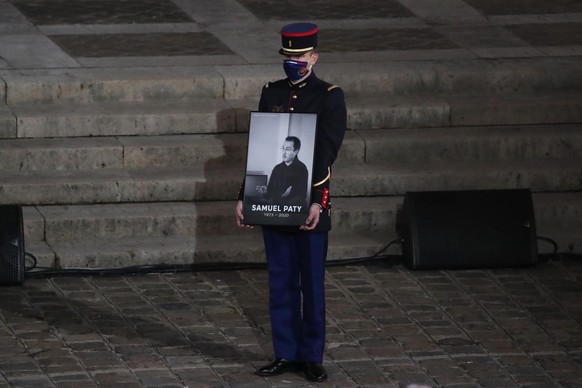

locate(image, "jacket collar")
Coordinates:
288 71 317 90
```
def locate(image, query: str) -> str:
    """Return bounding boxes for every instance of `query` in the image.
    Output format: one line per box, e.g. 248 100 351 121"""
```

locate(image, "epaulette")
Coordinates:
327 85 338 92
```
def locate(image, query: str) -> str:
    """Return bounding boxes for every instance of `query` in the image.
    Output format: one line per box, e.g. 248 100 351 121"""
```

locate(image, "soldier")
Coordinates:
235 22 346 383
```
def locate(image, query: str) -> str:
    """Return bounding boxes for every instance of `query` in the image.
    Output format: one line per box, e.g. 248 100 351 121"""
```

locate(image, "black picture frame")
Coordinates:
242 112 317 226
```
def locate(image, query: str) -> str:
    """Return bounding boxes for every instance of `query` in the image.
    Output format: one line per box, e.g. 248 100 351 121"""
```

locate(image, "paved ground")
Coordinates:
1 0 582 387
1 258 582 387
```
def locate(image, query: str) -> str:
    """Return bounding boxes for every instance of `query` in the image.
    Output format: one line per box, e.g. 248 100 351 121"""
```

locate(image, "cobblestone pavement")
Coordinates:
1 259 582 387
2 0 582 386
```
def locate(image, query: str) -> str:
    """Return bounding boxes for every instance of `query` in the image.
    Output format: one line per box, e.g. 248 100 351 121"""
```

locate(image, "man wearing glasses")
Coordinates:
263 136 308 208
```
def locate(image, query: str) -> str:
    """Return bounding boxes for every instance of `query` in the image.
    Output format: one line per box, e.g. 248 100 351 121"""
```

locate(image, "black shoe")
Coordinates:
255 358 299 376
304 362 327 382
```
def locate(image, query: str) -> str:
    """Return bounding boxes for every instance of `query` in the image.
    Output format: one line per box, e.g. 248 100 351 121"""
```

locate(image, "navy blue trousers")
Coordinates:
262 228 328 363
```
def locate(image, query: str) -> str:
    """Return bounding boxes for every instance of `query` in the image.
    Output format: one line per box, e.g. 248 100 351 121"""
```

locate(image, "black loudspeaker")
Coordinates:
399 189 538 270
0 205 25 285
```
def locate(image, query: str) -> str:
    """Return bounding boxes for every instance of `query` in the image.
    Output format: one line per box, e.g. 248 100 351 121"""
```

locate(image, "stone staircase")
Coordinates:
1 57 581 269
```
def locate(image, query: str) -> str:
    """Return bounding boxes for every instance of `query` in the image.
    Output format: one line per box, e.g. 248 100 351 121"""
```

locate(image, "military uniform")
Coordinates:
236 22 346 381
258 73 346 231
253 71 345 364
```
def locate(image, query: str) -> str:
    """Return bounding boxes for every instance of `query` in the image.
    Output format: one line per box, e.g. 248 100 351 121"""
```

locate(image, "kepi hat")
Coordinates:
279 22 318 56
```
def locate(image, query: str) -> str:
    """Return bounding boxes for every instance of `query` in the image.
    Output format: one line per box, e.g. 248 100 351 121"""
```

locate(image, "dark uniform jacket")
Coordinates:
239 71 347 232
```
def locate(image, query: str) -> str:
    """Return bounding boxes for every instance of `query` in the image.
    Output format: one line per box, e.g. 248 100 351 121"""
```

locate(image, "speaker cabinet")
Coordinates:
0 205 25 285
399 189 538 270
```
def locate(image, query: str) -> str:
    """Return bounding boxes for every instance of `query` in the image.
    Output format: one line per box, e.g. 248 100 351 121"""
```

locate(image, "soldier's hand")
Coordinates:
300 204 321 231
235 200 253 229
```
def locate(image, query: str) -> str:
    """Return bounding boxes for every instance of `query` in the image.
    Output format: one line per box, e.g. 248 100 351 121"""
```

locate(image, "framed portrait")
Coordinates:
242 112 317 226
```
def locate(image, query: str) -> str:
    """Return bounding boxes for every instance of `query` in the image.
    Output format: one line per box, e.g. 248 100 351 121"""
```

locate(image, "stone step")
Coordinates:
0 166 241 205
449 92 582 128
0 134 246 172
2 158 581 205
3 57 582 104
23 198 398 242
335 158 582 196
4 91 582 138
348 125 582 163
22 192 582 269
23 225 581 271
8 98 246 138
23 193 582 243
2 125 580 172
0 105 14 138
1 66 225 105
348 91 582 130
534 228 582 257
31 229 581 270
534 192 582 229
25 231 393 269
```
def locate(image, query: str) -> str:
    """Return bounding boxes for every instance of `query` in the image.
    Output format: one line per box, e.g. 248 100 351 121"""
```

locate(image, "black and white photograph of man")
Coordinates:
242 112 316 226
263 136 308 208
